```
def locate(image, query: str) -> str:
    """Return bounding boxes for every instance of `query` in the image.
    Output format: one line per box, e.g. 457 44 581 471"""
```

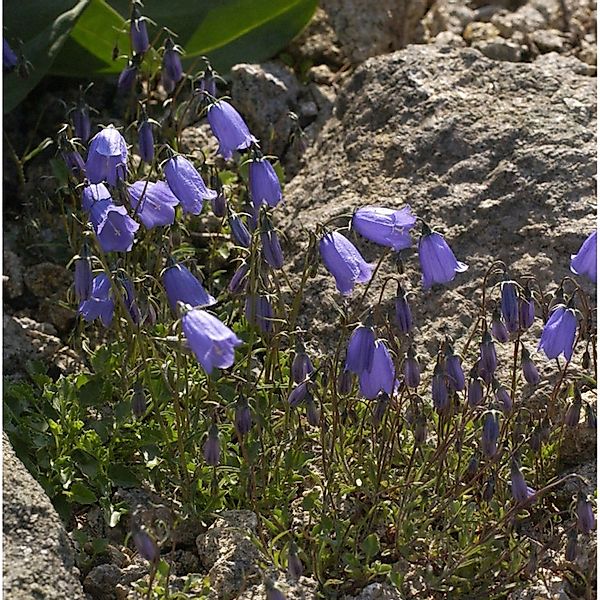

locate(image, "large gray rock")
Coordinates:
3 433 86 599
280 44 595 355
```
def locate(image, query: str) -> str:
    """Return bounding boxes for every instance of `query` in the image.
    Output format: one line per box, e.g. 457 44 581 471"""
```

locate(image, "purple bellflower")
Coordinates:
207 100 257 160
432 363 449 413
570 231 597 283
287 543 304 579
500 280 519 333
352 205 416 251
319 231 373 296
138 118 154 164
345 324 376 374
261 222 284 270
203 423 220 466
235 397 252 436
478 331 497 384
359 339 397 400
62 150 86 177
86 126 128 186
118 61 138 92
510 460 534 504
162 262 216 312
74 252 92 303
88 200 139 253
128 180 179 229
481 412 499 458
444 344 465 393
249 157 282 208
394 284 413 334
292 343 314 383
519 285 535 330
564 400 581 427
521 346 540 386
182 307 242 374
467 374 484 407
82 182 112 212
78 273 115 327
161 38 183 94
494 382 513 415
132 529 159 563
228 211 252 248
402 346 421 388
418 225 468 289
245 294 274 333
130 4 150 54
3 38 18 71
338 369 353 395
164 155 217 215
211 192 227 218
490 307 509 343
577 493 596 534
73 102 91 142
288 380 309 407
121 276 141 324
228 263 249 294
538 304 578 361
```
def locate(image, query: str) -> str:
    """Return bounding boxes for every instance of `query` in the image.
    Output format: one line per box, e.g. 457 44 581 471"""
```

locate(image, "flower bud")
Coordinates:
161 38 183 94
305 394 320 427
288 380 309 407
235 397 252 436
521 346 540 386
211 191 227 218
130 4 150 54
490 307 509 343
585 403 596 429
373 392 389 425
132 528 159 563
265 579 286 600
481 412 499 458
345 323 376 375
118 61 138 93
131 383 147 419
338 369 353 395
565 529 578 562
229 211 252 248
564 400 581 427
244 294 273 333
228 263 249 295
394 284 412 334
465 454 479 479
203 424 220 466
432 363 449 414
467 373 484 407
74 252 92 303
494 382 513 415
291 343 314 383
510 459 531 504
73 102 91 142
444 344 465 393
414 415 427 444
576 493 595 534
483 473 496 502
518 285 535 330
402 346 420 389
260 216 284 269
500 280 519 333
287 542 303 579
138 118 154 164
478 331 497 383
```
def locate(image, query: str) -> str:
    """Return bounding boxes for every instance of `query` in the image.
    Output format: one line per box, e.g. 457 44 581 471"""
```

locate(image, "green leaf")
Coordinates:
51 0 317 77
70 480 98 504
107 463 139 487
361 533 380 560
4 0 90 113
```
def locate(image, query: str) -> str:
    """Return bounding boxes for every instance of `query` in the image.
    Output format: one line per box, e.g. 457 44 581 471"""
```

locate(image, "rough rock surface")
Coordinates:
281 44 595 356
3 433 86 599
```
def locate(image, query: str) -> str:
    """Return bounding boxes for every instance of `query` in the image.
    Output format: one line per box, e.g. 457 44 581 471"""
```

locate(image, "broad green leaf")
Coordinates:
3 0 90 113
51 0 317 77
69 480 98 504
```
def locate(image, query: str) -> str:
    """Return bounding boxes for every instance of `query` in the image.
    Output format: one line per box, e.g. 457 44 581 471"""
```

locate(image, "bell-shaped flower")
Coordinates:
494 382 513 414
352 205 416 251
235 397 252 436
444 345 465 392
182 307 242 374
78 273 115 327
62 150 86 177
118 62 138 93
249 157 282 208
86 126 128 186
161 38 183 94
291 343 314 383
500 280 519 333
288 380 309 407
570 231 597 283
88 200 139 253
481 412 499 458
120 276 141 324
402 346 420 388
162 262 216 312
510 460 535 504
261 223 284 270
138 118 154 164
394 284 413 334
467 375 484 407
82 182 112 212
518 288 535 330
203 423 220 466
128 180 179 229
211 192 227 218
130 5 150 54
3 38 18 71
521 346 540 386
228 211 252 248
576 493 596 534
228 263 249 294
538 304 577 361
359 339 397 400
345 324 376 375
319 231 373 296
245 294 274 333
432 363 449 413
207 100 257 159
74 252 92 303
478 331 497 383
164 155 217 215
73 102 91 142
490 307 509 343
418 226 468 289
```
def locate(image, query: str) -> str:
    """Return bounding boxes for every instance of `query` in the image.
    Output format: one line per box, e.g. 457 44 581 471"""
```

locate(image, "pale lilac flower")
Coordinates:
162 263 216 312
128 180 179 229
538 304 577 361
352 205 416 251
78 273 115 327
207 100 257 159
86 126 128 186
249 157 282 208
418 228 467 289
570 231 597 283
164 155 216 215
359 339 397 400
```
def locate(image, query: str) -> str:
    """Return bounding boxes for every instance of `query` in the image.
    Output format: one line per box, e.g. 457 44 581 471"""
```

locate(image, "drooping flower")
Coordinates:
538 304 578 361
481 412 499 458
162 262 216 312
86 126 128 186
74 254 93 303
164 155 217 215
3 38 18 71
352 205 416 251
207 100 257 160
345 324 376 375
576 493 596 534
418 226 468 289
132 528 159 563
211 192 227 218
228 263 249 294
78 273 115 327
288 380 309 407
229 211 252 248
305 395 320 426
467 375 484 407
444 344 465 393
510 460 534 504
519 285 535 330
261 223 284 270
338 369 353 395
432 363 449 413
62 150 86 177
402 346 420 388
249 157 282 208
570 231 597 283
88 200 139 253
138 118 154 164
120 276 142 324
128 180 179 229
287 543 303 579
319 231 373 296
235 397 252 436
291 343 314 383
490 307 509 343
564 400 581 427
244 295 274 333
161 38 183 94
478 331 497 383
130 4 150 54
373 392 389 425
131 383 147 419
203 423 220 466
521 346 540 386
359 339 397 400
118 61 138 93
181 308 242 373
394 284 413 334
82 182 112 212
73 101 91 142
494 382 513 414
500 280 519 333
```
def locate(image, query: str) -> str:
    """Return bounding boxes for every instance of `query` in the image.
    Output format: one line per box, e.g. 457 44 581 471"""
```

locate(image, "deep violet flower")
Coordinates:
245 295 274 333
235 397 252 436
500 280 519 333
121 276 141 324
162 263 216 312
418 227 468 289
538 304 578 361
402 346 420 388
207 100 257 159
491 307 509 343
319 231 373 296
132 528 159 563
521 346 540 386
3 38 18 71
181 308 242 374
86 126 128 186
519 285 535 330
292 343 314 383
467 375 484 407
73 102 91 142
495 383 513 414
359 339 397 400
249 158 282 208
352 205 416 251
577 493 596 534
570 231 597 283
478 331 497 383
345 324 376 375
130 4 150 54
138 118 154 164
118 62 138 92
445 345 465 393
203 424 220 466
161 38 183 94
164 155 217 215
481 412 499 458
88 200 139 253
74 251 92 303
211 192 227 218
287 543 304 579
510 460 534 504
128 180 179 229
564 400 581 427
288 380 309 407
261 224 284 270
78 273 115 327
63 150 86 177
338 369 353 395
228 263 249 294
229 211 252 248
432 363 449 413
394 284 413 334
